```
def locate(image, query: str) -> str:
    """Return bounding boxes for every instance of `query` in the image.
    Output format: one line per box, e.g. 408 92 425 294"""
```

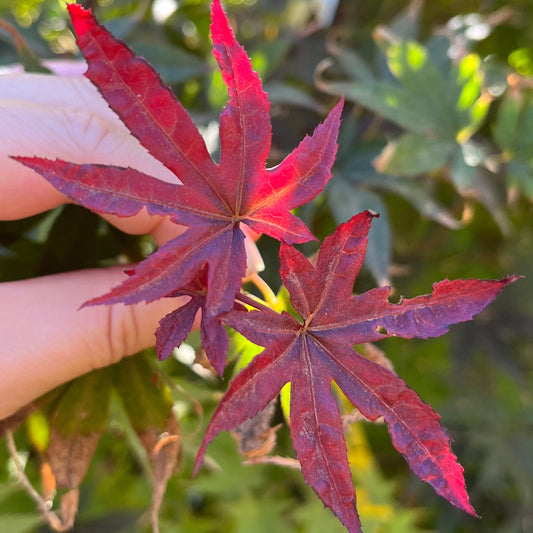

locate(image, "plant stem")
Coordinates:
248 273 278 306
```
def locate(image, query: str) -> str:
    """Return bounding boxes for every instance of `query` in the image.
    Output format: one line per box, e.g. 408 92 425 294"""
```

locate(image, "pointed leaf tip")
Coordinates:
67 3 92 31
211 0 227 23
324 96 344 136
210 0 235 48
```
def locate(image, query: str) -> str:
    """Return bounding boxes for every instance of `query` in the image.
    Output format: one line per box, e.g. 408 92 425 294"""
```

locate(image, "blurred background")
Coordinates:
0 0 532 531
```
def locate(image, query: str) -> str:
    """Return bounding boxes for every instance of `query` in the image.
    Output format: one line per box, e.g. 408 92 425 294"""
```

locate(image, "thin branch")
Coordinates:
5 430 66 532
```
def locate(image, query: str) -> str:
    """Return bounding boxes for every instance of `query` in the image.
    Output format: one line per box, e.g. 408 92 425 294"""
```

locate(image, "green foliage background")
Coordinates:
0 0 532 532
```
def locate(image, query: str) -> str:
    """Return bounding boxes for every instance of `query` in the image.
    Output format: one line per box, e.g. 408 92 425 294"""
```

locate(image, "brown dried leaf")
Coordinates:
148 415 181 533
231 399 280 459
48 427 101 490
60 488 79 531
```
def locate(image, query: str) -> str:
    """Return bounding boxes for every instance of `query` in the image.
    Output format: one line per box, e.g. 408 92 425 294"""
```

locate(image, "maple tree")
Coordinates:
10 1 519 532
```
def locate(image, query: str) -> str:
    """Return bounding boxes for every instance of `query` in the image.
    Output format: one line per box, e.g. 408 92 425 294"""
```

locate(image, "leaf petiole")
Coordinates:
235 291 277 314
247 273 279 307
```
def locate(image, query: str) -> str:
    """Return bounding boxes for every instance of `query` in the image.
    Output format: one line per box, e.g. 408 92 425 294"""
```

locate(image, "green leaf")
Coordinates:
385 0 423 42
293 493 347 533
264 81 325 112
451 148 511 234
0 513 44 533
323 77 434 135
113 354 181 533
113 354 174 433
357 173 462 229
0 482 48 533
374 132 455 176
493 92 533 199
227 493 292 533
326 44 377 83
51 368 112 437
493 93 523 151
321 40 488 143
327 180 391 286
508 47 533 76
232 331 263 373
507 160 533 199
130 41 207 84
451 141 490 190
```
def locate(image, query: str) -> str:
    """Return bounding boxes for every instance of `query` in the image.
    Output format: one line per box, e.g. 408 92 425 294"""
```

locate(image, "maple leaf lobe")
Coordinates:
66 3 217 189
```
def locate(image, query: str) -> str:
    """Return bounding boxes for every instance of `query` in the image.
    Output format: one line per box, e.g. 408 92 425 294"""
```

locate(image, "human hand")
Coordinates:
0 71 262 420
0 72 192 420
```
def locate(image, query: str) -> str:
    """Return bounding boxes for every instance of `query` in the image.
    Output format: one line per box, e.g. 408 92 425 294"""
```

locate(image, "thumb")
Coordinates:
0 266 186 420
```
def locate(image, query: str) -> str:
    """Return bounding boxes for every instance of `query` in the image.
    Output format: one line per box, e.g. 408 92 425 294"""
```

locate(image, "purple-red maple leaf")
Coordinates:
194 211 518 533
14 0 342 374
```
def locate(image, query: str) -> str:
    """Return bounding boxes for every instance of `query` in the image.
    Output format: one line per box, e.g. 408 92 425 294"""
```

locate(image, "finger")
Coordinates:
0 266 189 420
0 73 178 220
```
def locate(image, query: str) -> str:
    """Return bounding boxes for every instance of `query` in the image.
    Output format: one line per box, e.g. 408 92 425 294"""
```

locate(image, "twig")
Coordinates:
5 430 66 531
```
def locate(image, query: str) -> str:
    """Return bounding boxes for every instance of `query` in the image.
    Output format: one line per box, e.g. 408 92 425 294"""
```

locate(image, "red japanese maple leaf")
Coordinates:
14 0 342 374
194 211 518 533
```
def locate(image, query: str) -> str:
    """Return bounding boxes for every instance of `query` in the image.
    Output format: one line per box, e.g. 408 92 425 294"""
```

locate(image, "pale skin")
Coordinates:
0 73 193 420
0 175 188 421
0 72 263 421
0 76 154 425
